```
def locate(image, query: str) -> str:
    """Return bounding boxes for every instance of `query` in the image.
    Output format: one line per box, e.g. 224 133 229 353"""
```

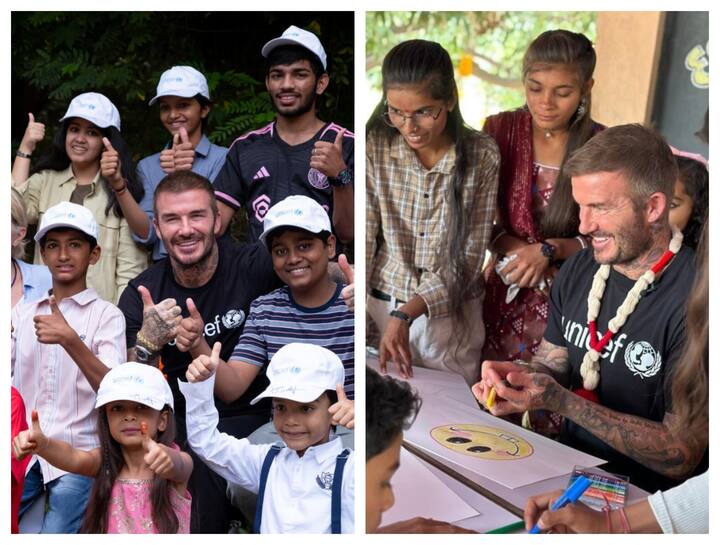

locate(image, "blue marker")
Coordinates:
528 475 592 534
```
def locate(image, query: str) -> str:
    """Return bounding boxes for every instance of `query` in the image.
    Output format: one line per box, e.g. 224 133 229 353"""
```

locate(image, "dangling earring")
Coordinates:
576 97 588 120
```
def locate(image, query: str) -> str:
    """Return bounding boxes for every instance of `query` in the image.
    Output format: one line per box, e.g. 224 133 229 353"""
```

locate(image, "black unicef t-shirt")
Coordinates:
213 121 354 243
544 245 696 492
118 237 282 423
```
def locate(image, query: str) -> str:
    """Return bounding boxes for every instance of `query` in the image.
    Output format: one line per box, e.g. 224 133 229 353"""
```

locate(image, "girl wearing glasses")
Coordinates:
482 30 604 370
366 39 499 386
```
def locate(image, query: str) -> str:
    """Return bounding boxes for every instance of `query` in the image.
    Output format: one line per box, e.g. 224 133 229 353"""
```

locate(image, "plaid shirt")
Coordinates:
366 131 499 319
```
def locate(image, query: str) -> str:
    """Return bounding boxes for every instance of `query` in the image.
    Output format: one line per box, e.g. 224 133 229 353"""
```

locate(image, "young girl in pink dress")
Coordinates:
12 363 192 533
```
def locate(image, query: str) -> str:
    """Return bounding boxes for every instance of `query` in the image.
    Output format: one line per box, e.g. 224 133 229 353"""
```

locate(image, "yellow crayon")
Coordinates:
487 386 497 409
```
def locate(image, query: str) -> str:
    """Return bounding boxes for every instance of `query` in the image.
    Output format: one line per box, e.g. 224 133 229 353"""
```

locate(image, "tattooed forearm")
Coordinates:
529 339 570 384
556 389 705 479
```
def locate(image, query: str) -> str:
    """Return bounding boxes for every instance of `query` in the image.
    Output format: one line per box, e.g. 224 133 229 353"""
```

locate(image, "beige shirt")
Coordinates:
18 166 148 303
366 131 499 318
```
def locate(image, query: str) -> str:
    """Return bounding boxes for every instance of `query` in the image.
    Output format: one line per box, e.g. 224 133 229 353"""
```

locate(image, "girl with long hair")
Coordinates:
11 92 147 303
366 39 499 385
12 363 193 534
482 29 605 365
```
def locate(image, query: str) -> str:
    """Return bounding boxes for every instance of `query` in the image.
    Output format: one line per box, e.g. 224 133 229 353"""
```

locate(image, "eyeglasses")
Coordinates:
382 103 445 128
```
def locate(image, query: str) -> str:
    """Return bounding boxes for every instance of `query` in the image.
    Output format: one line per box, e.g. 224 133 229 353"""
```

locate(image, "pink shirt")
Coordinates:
11 288 126 483
107 479 191 534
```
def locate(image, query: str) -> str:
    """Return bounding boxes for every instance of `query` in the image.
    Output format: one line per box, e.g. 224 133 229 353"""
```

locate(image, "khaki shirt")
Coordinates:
18 166 148 303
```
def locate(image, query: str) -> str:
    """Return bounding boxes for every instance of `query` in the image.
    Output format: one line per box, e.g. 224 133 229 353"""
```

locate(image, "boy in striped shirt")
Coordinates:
203 195 354 422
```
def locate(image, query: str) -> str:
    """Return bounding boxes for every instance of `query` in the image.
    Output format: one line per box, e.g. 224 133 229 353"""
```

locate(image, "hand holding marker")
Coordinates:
528 475 592 534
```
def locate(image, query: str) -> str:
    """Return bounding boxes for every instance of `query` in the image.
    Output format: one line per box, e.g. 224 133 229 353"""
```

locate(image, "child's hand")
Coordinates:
186 341 221 383
12 410 48 461
175 298 205 353
172 127 195 171
100 137 124 187
338 254 355 311
33 296 76 345
328 384 354 429
141 421 174 478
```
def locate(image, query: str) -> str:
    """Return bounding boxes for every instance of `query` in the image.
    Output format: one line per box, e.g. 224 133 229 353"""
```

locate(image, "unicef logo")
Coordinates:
624 341 662 378
307 167 329 189
221 309 246 329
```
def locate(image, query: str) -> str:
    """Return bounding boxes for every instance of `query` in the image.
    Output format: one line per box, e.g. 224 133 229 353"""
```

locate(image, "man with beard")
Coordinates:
118 171 281 532
213 25 354 244
473 125 706 493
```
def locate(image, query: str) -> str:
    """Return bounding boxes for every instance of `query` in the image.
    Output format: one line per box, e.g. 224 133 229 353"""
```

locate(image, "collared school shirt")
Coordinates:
11 288 126 483
135 134 228 261
179 376 355 533
16 166 148 303
14 258 52 306
366 131 499 318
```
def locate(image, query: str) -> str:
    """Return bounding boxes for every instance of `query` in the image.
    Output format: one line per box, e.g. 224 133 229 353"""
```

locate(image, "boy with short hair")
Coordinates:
11 201 126 533
214 25 354 244
366 368 473 534
195 195 354 413
180 342 355 533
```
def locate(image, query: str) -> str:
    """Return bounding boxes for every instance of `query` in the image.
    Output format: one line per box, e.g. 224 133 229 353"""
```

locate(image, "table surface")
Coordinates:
367 355 650 532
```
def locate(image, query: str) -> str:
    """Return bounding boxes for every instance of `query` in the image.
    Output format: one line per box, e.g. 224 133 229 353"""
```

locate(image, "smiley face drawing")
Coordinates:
430 424 533 460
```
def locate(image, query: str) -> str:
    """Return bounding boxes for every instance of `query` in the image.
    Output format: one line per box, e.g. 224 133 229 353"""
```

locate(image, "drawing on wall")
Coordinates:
430 424 534 460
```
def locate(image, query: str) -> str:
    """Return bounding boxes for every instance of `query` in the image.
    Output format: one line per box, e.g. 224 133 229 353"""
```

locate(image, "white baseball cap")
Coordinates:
149 66 210 106
251 343 344 405
59 92 121 131
261 25 327 70
96 362 174 411
34 201 99 243
259 195 331 247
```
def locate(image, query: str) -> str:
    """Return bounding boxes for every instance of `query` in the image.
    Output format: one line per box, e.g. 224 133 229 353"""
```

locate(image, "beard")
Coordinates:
272 91 317 118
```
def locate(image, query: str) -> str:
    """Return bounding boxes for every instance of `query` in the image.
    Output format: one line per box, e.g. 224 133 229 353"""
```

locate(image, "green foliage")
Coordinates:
366 11 596 120
12 12 354 163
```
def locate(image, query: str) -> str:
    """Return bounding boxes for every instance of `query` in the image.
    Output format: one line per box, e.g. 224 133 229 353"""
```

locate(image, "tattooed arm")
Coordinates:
490 373 705 480
526 339 571 385
474 339 571 411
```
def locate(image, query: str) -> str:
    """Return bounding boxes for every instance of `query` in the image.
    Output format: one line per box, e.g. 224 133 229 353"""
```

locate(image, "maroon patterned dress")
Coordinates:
481 108 602 367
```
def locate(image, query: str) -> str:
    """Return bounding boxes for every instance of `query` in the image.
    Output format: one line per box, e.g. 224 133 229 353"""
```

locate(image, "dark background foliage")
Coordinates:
11 12 355 163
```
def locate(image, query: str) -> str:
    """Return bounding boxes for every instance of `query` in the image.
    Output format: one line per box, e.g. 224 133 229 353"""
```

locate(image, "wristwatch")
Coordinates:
389 309 413 325
134 344 157 364
329 168 353 187
540 241 556 261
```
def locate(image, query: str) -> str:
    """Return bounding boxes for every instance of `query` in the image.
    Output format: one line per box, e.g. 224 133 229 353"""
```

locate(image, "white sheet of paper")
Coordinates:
382 447 479 525
404 395 606 489
366 354 478 409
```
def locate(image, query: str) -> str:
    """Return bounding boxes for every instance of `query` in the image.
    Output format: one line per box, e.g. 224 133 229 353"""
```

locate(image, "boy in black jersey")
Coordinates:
213 25 354 245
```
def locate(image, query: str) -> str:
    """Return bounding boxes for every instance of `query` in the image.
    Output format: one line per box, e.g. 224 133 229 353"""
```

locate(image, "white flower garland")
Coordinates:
579 227 684 390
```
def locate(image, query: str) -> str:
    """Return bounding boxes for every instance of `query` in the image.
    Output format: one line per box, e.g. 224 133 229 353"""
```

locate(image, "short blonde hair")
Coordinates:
11 187 29 260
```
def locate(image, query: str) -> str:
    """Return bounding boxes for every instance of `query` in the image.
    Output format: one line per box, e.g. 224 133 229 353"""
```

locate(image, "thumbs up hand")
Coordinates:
141 421 174 477
328 383 354 429
159 134 178 174
338 254 355 311
186 341 222 383
33 295 75 345
19 113 46 155
100 137 125 188
175 298 205 352
12 410 49 461
172 127 195 171
137 285 183 349
310 128 347 178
